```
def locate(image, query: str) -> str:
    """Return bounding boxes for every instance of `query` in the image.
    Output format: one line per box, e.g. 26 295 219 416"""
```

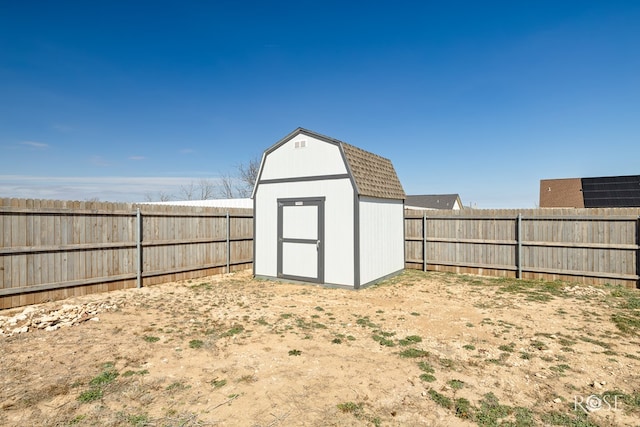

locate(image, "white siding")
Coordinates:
260 134 348 180
358 197 405 285
254 179 355 286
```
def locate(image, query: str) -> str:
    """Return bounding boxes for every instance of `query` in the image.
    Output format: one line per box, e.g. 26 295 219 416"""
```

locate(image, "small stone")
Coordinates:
12 326 28 334
592 381 603 389
89 317 100 322
45 325 60 332
553 398 562 403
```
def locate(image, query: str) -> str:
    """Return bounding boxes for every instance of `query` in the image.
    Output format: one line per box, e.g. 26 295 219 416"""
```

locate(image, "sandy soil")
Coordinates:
1 269 639 427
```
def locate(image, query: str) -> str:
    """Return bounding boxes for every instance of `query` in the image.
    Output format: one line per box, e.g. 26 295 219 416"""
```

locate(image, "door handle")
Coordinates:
316 240 321 250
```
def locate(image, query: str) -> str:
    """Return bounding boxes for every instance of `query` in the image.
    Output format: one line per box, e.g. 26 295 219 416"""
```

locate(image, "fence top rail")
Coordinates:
404 214 639 221
0 207 254 218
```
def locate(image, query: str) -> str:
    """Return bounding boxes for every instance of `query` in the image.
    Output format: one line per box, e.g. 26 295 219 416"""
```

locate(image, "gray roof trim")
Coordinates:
405 194 462 210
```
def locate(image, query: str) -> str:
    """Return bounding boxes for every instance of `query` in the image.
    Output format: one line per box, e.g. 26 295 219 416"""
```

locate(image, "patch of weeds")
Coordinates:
122 369 149 377
77 388 103 403
578 335 612 349
530 340 548 350
372 334 395 347
439 358 455 369
398 348 429 358
454 397 474 420
625 353 640 360
520 351 533 360
255 317 269 326
336 401 381 426
540 411 599 426
189 339 204 349
166 381 190 392
210 378 227 389
463 344 476 351
143 335 160 343
237 374 256 383
314 306 324 311
355 316 379 329
126 413 150 427
447 379 465 390
89 369 119 387
512 407 535 426
474 392 512 426
498 342 516 353
466 322 474 327
410 312 420 316
332 337 342 344
558 337 577 347
280 313 293 319
420 373 436 382
418 361 435 373
288 349 302 356
428 389 452 409
549 364 571 375
417 361 436 382
346 335 356 341
68 415 86 425
190 282 212 291
220 325 244 337
398 335 422 346
611 313 640 336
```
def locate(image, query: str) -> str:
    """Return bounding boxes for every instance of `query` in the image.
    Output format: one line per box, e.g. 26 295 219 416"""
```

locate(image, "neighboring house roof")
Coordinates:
539 178 584 208
540 174 640 208
258 128 405 200
405 194 462 210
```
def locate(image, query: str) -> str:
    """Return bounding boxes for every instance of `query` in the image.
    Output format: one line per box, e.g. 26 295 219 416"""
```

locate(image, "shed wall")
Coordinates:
254 179 355 286
358 197 405 285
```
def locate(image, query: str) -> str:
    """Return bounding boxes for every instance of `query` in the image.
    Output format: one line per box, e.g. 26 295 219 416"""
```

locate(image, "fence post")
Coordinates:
516 213 522 279
136 208 142 288
637 216 640 289
423 213 427 272
226 211 230 274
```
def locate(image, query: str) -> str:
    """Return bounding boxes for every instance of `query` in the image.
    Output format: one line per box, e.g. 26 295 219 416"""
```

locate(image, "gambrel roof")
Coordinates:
258 128 405 200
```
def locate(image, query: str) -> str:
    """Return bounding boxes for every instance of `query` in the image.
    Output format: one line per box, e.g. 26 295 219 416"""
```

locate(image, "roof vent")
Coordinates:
294 140 306 149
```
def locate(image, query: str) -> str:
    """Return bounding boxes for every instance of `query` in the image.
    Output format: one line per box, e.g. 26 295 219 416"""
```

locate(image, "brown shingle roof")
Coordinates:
340 142 405 200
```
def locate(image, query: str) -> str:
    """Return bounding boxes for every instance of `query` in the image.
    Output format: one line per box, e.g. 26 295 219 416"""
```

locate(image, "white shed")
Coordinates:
252 128 406 289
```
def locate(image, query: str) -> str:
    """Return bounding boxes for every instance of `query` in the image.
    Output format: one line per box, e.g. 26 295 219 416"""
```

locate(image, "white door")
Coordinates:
277 197 324 283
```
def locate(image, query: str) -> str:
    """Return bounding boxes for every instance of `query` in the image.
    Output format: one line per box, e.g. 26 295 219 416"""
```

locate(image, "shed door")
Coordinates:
277 197 325 283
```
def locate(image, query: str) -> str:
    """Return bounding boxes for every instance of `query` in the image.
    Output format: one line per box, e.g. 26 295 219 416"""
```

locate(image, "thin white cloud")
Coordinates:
128 156 146 161
90 155 110 167
179 148 195 154
0 175 221 203
20 141 49 149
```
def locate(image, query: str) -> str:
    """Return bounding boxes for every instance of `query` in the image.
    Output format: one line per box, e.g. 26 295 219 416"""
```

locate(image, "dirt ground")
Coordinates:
1 269 639 427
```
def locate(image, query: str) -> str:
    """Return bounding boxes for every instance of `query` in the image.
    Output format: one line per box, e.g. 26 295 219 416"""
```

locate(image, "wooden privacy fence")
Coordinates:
3 200 640 310
405 208 640 288
1 199 253 309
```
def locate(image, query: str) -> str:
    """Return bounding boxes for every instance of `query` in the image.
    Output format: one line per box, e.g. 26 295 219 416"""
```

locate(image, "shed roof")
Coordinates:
260 128 405 200
405 194 461 209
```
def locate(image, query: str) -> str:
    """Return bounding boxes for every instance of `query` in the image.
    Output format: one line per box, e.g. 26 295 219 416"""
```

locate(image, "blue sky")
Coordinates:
1 1 639 208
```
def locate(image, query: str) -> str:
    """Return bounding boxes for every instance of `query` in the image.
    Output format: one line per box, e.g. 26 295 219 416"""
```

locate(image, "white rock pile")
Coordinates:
562 285 607 297
0 302 118 337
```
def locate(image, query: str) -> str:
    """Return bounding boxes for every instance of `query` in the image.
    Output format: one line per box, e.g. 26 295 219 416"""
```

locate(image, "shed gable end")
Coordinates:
259 134 348 181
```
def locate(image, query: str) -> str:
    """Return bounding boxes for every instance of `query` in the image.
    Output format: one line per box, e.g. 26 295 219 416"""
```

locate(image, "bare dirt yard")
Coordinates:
1 269 640 427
